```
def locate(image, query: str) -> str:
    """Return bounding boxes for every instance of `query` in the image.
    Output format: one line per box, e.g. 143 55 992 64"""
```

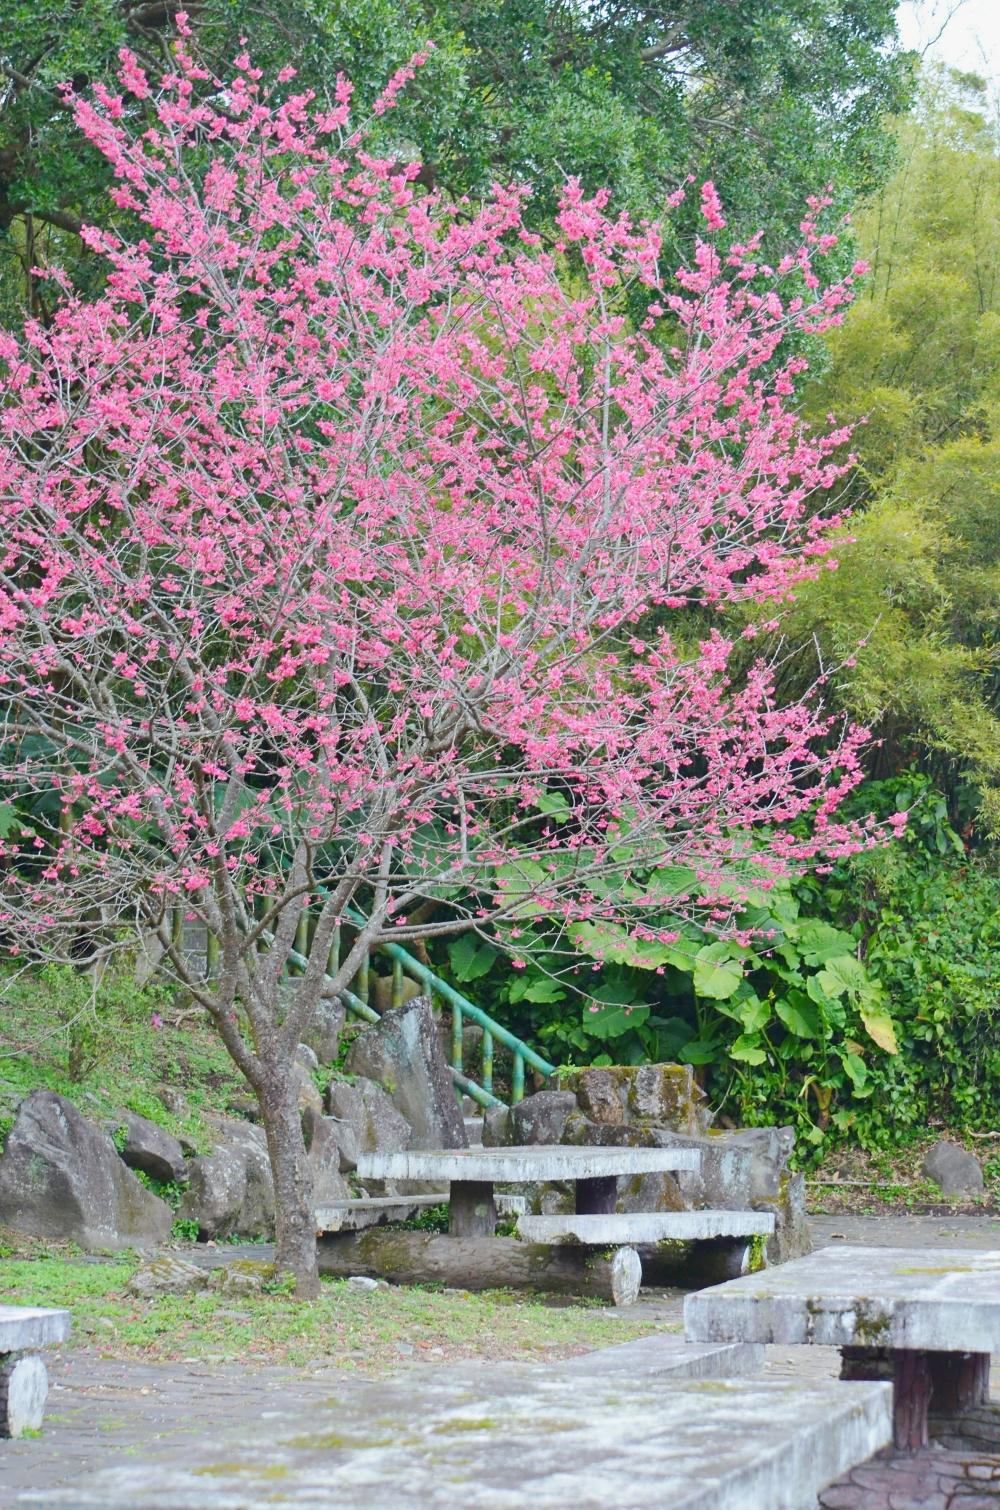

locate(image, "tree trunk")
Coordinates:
257 1067 319 1298
317 1231 642 1305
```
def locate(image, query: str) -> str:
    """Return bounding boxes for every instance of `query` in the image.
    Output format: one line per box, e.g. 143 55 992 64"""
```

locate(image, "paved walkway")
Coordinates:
3 1214 1000 1508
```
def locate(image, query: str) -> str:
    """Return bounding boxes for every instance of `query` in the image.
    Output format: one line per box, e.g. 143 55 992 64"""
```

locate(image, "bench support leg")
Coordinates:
0 1353 49 1439
449 1180 497 1237
575 1175 618 1214
841 1346 990 1452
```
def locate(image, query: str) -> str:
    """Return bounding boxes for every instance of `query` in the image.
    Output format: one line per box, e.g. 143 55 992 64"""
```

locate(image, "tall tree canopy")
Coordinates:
1 0 913 312
777 70 1000 828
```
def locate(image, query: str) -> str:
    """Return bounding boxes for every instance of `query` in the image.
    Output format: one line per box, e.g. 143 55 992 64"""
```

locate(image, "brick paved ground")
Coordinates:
3 1213 1000 1508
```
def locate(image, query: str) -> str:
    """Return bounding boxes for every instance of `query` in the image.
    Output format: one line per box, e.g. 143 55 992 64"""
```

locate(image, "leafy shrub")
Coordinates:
443 774 1000 1159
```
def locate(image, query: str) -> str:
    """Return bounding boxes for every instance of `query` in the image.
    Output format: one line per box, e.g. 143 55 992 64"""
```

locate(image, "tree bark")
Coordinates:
317 1231 641 1304
256 1067 319 1298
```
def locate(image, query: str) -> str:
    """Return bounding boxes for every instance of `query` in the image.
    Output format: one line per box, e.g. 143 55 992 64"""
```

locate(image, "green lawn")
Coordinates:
3 1250 662 1370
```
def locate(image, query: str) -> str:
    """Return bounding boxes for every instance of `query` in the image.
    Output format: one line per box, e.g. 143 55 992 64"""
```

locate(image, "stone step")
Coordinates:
516 1209 775 1246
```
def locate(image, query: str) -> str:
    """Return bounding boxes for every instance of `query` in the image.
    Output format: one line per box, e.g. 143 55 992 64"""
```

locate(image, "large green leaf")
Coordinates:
729 1034 768 1065
693 942 744 1000
581 1002 650 1038
570 921 674 970
794 920 858 966
448 934 498 984
815 953 870 999
775 993 823 1038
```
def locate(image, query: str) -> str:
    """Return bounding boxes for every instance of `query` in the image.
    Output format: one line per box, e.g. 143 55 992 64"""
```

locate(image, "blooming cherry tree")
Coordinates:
0 38 893 1289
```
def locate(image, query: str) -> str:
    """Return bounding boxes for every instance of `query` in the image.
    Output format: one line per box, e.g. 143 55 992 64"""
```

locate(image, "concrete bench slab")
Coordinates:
517 1209 775 1245
685 1244 1000 1449
0 1307 71 1353
23 1369 892 1508
0 1306 71 1440
314 1194 448 1234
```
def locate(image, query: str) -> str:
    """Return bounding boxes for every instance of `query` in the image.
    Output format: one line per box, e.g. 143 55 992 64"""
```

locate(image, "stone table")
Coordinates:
14 1363 892 1508
685 1245 1000 1450
357 1142 700 1237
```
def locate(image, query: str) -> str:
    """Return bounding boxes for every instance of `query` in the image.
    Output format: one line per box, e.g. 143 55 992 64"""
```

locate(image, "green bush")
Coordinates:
441 775 1000 1161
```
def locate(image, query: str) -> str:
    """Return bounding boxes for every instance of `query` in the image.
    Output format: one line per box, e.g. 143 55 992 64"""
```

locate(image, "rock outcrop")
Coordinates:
344 995 467 1149
175 1116 274 1240
0 1091 173 1250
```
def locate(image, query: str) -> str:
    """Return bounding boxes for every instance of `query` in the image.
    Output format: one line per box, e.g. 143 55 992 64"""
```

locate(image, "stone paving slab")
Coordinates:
819 1445 1000 1507
0 1306 71 1352
517 1209 775 1244
357 1143 700 1182
686 1246 1000 1352
559 1332 764 1379
13 1368 891 1508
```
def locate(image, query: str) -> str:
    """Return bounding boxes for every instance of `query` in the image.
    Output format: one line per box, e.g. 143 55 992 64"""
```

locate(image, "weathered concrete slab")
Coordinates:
686 1245 1000 1352
314 1193 448 1233
0 1306 71 1353
518 1209 775 1245
357 1143 699 1183
20 1367 891 1508
559 1332 765 1379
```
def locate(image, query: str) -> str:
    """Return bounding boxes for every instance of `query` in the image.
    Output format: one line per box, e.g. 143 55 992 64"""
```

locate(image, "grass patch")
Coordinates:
0 963 247 1153
2 1252 657 1370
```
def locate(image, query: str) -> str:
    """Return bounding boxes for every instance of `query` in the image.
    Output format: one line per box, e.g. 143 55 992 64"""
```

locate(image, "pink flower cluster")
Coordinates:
0 47 889 960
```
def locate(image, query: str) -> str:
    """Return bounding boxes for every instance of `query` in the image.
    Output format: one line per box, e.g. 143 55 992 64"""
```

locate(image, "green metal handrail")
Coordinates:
274 896 558 1107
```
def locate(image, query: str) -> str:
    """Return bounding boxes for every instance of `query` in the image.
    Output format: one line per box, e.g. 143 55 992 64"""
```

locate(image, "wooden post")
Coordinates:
928 1350 991 1413
892 1350 933 1451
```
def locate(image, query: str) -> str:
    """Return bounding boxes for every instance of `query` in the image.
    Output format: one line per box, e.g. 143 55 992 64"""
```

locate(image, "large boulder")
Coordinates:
300 997 347 1065
0 1091 172 1250
922 1140 984 1196
344 995 467 1149
107 1111 187 1185
305 1115 352 1207
176 1117 274 1240
325 1078 412 1157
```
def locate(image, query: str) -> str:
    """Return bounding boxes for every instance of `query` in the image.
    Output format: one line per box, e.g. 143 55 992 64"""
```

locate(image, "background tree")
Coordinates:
761 69 1000 831
0 46 893 1288
1 0 914 313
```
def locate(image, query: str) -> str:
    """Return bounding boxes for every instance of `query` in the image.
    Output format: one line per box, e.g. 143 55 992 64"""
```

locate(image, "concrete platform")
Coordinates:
357 1143 700 1182
559 1332 765 1379
0 1306 71 1352
20 1367 891 1508
518 1210 775 1245
685 1245 1000 1352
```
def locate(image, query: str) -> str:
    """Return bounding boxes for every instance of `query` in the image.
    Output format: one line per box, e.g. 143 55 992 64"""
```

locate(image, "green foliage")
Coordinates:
1 0 913 315
789 69 1000 823
0 963 244 1152
443 776 1000 1160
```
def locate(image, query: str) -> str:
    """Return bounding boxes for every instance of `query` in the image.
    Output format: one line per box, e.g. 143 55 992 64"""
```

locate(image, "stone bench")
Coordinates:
0 1305 71 1439
517 1210 776 1300
685 1244 1000 1450
315 1190 526 1234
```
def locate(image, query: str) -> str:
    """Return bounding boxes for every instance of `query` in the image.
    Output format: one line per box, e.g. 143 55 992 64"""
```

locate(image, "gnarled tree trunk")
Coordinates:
257 1064 319 1298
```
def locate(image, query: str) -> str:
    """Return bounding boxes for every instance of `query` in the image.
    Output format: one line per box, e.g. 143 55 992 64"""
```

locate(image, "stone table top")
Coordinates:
16 1365 891 1508
356 1142 700 1184
0 1305 71 1352
685 1245 1000 1353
